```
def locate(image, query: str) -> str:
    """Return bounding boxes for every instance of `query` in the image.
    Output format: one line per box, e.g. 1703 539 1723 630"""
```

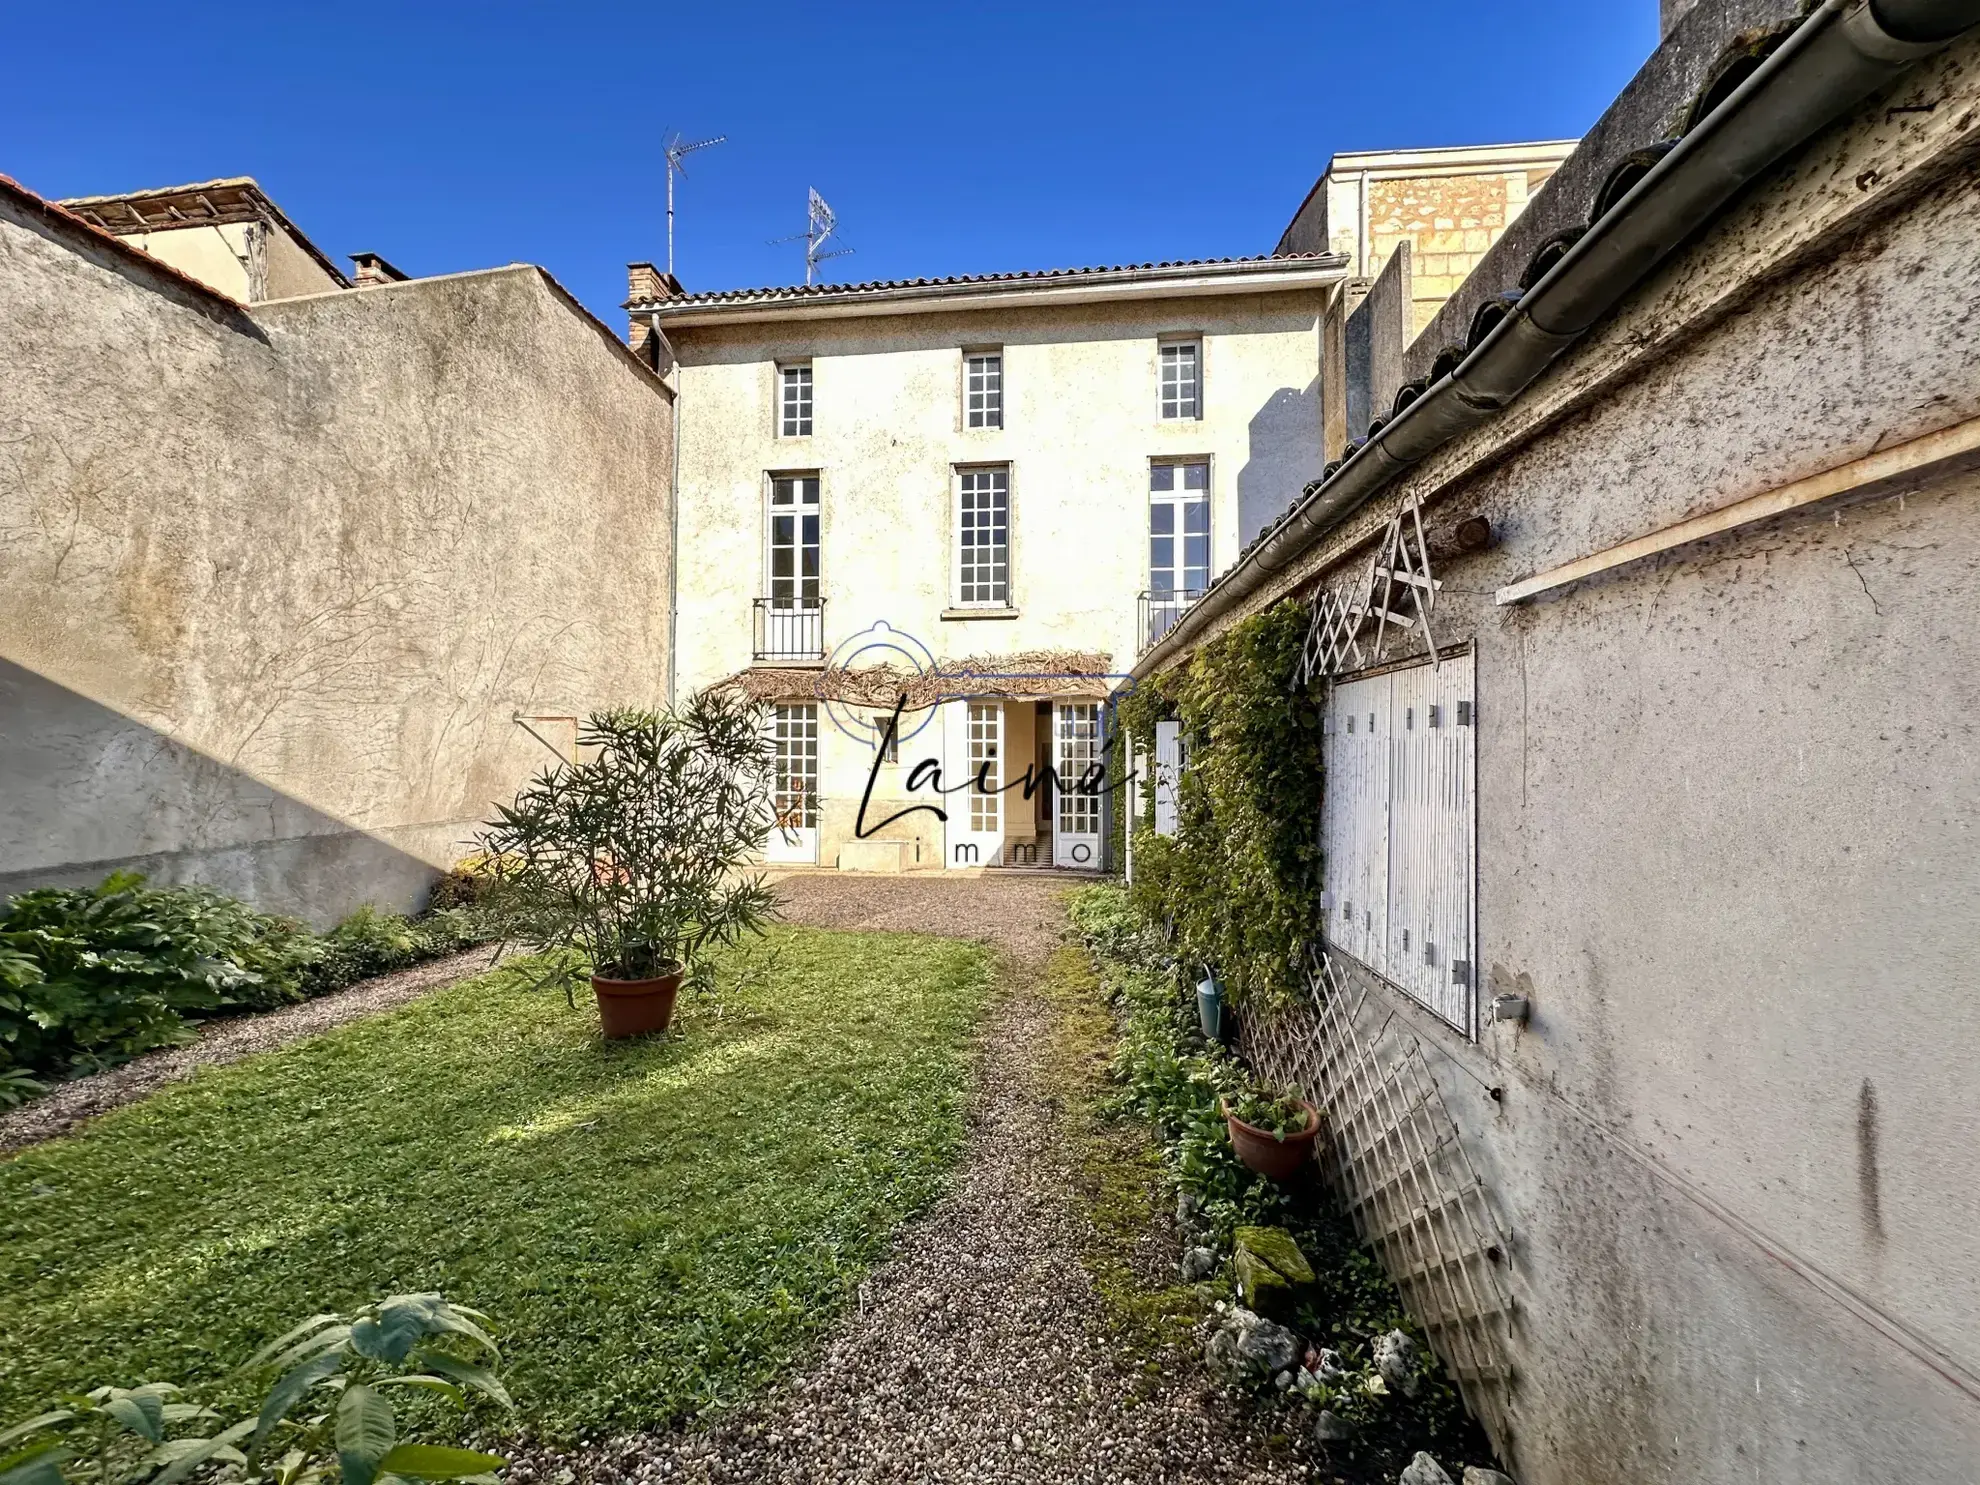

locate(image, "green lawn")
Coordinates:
0 926 990 1441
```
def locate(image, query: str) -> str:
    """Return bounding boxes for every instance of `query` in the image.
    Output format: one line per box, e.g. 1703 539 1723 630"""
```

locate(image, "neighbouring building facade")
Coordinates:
57 177 352 302
1129 1 1980 1481
635 256 1346 873
1277 140 1576 340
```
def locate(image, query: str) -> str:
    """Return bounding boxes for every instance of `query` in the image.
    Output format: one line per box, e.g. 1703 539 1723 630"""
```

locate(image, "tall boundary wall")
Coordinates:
0 185 675 923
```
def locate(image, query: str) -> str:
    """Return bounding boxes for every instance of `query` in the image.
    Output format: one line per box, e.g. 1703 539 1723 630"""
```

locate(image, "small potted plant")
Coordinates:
478 690 780 1037
1222 1087 1323 1182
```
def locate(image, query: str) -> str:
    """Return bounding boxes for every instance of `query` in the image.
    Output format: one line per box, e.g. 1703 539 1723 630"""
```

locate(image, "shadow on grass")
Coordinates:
0 925 993 1442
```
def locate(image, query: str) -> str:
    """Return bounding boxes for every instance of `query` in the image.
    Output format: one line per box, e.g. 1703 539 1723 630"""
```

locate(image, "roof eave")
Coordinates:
636 256 1349 327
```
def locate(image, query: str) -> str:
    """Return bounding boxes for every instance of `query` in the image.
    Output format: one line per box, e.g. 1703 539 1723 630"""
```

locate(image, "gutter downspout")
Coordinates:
1131 0 1980 681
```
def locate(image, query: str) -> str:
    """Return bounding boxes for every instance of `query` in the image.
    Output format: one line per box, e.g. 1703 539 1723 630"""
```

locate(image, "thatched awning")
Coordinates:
720 649 1114 709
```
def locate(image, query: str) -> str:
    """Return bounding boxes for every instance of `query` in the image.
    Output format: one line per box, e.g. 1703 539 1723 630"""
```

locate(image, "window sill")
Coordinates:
749 656 828 670
940 606 1020 621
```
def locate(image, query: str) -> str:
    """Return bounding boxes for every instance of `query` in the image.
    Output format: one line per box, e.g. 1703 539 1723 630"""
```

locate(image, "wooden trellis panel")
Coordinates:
1240 949 1516 1443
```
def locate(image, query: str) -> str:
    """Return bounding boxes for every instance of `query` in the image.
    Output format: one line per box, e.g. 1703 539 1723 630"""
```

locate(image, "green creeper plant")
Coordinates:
0 1295 510 1485
1115 599 1325 1011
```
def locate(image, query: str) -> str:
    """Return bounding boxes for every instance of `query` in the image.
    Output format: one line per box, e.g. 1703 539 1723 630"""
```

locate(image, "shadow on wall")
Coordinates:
0 658 456 925
1238 379 1321 549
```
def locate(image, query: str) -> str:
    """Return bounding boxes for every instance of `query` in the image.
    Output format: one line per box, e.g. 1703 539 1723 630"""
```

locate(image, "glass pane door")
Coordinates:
768 476 820 608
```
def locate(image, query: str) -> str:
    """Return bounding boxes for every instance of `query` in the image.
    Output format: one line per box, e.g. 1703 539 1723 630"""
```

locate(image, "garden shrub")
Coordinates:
0 1291 511 1485
0 873 319 1080
1068 882 1484 1469
1065 885 1290 1238
1114 599 1324 1012
0 873 498 1099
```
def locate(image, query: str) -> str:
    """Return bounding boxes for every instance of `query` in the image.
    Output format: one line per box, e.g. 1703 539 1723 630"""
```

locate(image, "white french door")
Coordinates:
1053 702 1102 869
765 703 819 864
941 699 1003 867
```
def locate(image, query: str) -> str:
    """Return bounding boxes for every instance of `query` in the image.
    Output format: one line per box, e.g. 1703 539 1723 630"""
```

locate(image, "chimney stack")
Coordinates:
349 252 410 287
626 261 683 361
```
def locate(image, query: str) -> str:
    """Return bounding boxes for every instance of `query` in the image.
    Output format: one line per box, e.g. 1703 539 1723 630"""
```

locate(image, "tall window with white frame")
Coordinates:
779 363 813 436
762 474 821 660
1159 340 1200 420
955 466 1010 607
1147 461 1209 645
965 351 1003 429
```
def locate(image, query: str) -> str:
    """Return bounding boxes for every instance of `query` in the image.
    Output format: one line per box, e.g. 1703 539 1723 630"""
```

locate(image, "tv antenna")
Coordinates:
771 188 855 284
663 131 725 277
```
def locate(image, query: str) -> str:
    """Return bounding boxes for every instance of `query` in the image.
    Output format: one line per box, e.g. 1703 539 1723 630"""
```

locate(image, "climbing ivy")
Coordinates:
1117 600 1324 1011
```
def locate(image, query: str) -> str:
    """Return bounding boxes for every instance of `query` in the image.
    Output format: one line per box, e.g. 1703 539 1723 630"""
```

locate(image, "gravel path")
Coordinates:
516 872 1311 1485
0 945 507 1155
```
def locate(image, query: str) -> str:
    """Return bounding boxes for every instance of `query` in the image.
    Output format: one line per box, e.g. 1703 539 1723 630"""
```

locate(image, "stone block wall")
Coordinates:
1366 168 1554 341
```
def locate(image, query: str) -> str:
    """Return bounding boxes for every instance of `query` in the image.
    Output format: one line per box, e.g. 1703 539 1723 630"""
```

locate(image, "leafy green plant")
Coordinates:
1115 600 1324 1011
1068 883 1488 1473
1068 888 1289 1236
0 1295 509 1485
0 874 318 1077
1225 1089 1315 1140
0 1067 46 1110
477 690 781 990
0 874 497 1091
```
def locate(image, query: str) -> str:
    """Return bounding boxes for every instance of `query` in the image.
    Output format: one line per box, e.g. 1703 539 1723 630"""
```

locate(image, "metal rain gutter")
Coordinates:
1131 0 1980 680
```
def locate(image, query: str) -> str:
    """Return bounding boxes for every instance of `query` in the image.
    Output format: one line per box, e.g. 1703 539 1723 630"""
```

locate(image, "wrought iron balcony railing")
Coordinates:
1138 589 1204 651
753 597 825 662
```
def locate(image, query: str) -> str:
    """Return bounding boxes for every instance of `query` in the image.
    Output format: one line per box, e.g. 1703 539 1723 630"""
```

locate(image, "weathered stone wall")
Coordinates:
1177 21 1980 1481
1366 170 1539 342
0 196 674 923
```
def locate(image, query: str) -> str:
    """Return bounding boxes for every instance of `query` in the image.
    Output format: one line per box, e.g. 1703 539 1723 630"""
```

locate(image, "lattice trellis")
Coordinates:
1294 497 1446 688
1370 499 1443 666
1240 948 1516 1441
1294 559 1373 688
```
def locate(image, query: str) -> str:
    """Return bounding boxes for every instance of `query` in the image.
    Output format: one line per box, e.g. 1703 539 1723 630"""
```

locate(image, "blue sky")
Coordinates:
5 1 1659 325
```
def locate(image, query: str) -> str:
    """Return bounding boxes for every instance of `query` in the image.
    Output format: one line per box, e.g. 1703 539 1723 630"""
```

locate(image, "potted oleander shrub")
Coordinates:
478 691 780 1038
1222 1086 1323 1182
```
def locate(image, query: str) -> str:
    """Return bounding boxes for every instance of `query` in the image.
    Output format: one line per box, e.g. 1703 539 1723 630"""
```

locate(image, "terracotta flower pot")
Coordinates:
1222 1097 1323 1182
591 964 684 1038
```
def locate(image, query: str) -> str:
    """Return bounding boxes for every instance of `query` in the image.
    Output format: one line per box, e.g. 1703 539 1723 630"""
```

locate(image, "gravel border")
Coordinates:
0 944 508 1155
513 874 1314 1485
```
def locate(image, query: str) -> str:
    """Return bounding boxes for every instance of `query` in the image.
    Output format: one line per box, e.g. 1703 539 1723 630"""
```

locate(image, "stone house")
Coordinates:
1125 1 1980 1480
631 256 1345 872
626 137 1583 877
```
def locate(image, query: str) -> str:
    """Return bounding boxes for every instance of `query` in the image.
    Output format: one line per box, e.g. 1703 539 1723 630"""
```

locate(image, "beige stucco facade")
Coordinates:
1 184 674 923
110 220 338 301
58 178 350 303
655 266 1342 871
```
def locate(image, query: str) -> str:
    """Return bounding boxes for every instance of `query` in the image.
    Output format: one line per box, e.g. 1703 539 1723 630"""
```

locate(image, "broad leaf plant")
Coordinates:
0 1295 511 1485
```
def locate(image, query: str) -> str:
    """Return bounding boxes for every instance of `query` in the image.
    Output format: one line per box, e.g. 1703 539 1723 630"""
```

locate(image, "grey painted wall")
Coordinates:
1259 143 1980 1482
1345 243 1409 442
0 199 674 923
